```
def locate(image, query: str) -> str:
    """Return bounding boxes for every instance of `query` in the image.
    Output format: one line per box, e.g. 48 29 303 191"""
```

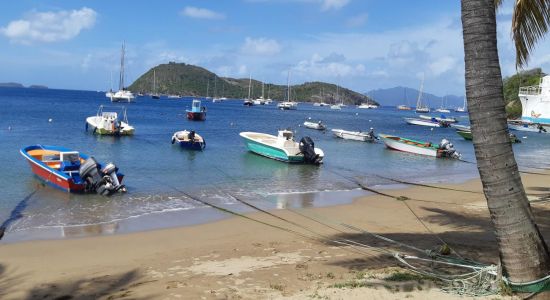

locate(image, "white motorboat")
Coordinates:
419 114 458 123
358 103 379 109
435 108 451 113
379 134 460 159
239 130 324 164
330 104 342 110
405 117 447 127
332 129 377 142
278 101 298 110
303 120 326 130
110 42 135 103
508 121 549 133
86 105 135 135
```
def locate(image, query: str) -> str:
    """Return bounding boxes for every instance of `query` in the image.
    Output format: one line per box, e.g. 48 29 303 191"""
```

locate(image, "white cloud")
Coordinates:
1 7 96 44
429 56 457 76
181 6 225 20
241 37 282 55
346 13 368 27
293 53 365 78
321 0 350 11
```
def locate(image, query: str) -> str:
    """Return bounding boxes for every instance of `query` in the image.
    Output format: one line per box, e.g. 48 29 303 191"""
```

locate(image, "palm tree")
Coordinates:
461 0 550 295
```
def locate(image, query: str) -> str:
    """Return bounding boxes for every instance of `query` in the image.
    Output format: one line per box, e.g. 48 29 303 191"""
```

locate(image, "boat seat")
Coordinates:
60 161 81 172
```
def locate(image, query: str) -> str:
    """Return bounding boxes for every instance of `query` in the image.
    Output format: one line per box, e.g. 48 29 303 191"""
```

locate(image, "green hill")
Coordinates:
128 62 376 105
503 68 545 118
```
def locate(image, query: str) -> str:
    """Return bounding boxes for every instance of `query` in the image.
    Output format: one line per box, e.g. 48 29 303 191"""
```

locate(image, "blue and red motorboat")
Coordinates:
20 145 126 195
171 130 206 150
186 99 207 121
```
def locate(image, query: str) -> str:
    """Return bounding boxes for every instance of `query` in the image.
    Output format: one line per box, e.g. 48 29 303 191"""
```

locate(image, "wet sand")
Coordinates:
2 171 550 299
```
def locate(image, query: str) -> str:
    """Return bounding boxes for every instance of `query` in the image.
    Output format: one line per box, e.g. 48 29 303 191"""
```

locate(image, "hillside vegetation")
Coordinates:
503 68 545 118
128 62 376 105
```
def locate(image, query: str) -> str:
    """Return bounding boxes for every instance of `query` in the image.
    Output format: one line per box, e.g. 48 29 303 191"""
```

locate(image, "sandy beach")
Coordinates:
2 171 550 300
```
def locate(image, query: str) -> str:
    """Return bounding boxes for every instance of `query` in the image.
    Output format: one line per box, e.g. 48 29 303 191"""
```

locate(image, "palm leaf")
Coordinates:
510 0 550 68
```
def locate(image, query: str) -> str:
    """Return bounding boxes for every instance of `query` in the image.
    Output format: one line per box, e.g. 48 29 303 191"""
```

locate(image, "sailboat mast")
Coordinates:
153 69 156 93
119 42 125 90
287 70 291 101
247 74 252 100
206 80 209 98
261 81 265 99
416 76 424 108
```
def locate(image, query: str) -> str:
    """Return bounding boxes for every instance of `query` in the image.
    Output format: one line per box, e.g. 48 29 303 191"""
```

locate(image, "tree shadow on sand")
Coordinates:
324 203 550 272
0 264 28 298
2 268 152 300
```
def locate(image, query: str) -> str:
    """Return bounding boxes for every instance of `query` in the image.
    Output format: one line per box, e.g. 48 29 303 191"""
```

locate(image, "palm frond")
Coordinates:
494 0 504 9
512 0 550 68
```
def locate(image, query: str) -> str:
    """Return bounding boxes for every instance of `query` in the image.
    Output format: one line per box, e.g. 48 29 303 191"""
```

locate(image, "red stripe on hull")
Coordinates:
26 160 84 192
187 112 206 121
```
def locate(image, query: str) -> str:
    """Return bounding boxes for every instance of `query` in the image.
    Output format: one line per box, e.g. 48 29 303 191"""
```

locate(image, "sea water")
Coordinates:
0 87 547 241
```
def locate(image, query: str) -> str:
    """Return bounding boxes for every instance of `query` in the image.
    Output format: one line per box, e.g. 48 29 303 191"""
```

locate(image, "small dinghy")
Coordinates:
405 117 450 128
456 129 521 143
332 128 378 142
20 145 126 195
379 134 461 159
171 130 206 150
419 114 458 123
303 120 326 130
239 130 324 164
187 99 207 121
86 105 135 135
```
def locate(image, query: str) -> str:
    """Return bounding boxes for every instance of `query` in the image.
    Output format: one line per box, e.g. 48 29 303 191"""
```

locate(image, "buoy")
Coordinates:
48 118 53 123
368 119 372 122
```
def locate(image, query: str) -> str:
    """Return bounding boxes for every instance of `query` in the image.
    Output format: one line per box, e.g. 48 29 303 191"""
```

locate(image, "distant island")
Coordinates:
129 62 376 105
0 82 48 89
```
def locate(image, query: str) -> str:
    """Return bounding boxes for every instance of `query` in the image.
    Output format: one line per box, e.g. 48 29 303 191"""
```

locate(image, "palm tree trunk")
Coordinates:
461 0 550 294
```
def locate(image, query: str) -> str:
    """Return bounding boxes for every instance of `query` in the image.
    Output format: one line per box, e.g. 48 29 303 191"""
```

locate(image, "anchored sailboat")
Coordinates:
110 42 135 103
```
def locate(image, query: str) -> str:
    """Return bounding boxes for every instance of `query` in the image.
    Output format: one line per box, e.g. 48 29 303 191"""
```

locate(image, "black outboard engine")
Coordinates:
299 136 322 165
79 157 126 196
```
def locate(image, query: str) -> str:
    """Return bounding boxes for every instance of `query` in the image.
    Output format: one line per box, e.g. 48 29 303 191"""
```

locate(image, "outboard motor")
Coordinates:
79 157 126 196
439 139 461 159
299 136 322 164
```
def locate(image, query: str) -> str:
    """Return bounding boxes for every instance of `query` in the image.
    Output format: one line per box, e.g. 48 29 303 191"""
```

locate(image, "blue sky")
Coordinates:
0 0 548 95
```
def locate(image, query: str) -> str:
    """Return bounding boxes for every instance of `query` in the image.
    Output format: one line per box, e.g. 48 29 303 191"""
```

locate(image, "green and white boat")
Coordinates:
456 129 521 143
86 105 135 135
239 130 324 164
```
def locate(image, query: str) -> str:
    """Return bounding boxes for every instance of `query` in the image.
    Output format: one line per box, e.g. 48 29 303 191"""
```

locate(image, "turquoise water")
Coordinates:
0 87 547 241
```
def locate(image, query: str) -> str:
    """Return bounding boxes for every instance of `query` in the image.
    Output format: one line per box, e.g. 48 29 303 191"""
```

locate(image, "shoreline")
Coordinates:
1 170 480 244
3 172 548 298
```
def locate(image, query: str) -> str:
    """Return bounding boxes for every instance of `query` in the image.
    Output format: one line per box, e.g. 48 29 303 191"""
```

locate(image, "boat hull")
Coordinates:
86 117 135 136
20 145 124 193
404 118 441 127
172 131 206 151
331 129 374 142
239 132 323 163
379 134 439 157
187 112 206 121
303 122 326 130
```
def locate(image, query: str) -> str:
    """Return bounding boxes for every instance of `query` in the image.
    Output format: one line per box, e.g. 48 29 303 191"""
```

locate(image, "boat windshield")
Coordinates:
192 100 200 108
60 152 80 164
102 112 118 119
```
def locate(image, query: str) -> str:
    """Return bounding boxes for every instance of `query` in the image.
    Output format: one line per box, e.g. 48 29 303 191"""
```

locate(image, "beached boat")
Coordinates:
379 134 461 158
239 130 324 164
187 99 206 121
405 117 449 128
303 120 326 130
332 129 377 142
456 129 521 143
86 106 135 135
419 114 458 123
20 145 126 195
111 42 135 103
171 130 205 150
